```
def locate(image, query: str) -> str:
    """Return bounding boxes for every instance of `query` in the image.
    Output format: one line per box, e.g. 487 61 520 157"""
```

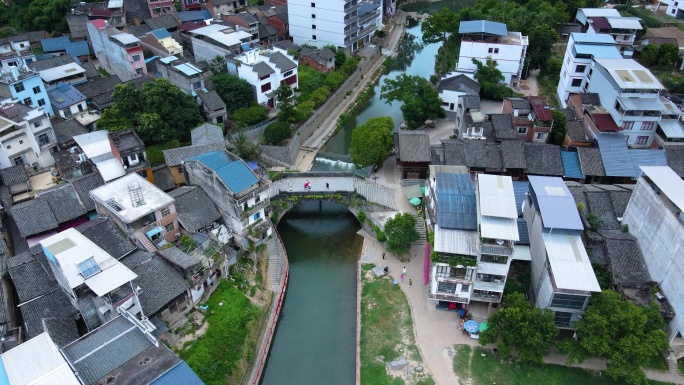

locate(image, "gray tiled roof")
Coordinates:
259 20 278 38
267 51 296 71
152 165 175 191
397 130 431 162
273 40 298 51
524 143 563 176
566 121 587 142
74 76 123 100
62 316 154 384
252 61 275 78
0 165 28 186
37 184 87 223
508 98 530 110
168 186 221 232
53 119 88 147
144 14 178 30
157 247 200 271
490 114 516 140
125 0 152 20
461 95 481 110
501 140 526 169
21 290 78 340
464 140 487 168
80 61 100 80
430 145 445 165
126 24 152 37
121 250 190 316
7 252 56 303
43 317 80 348
28 55 75 72
586 190 621 230
664 144 684 177
77 218 136 259
437 74 480 95
600 230 652 288
191 122 224 145
10 199 59 238
486 143 503 170
580 93 601 105
198 91 226 113
577 147 605 176
70 173 105 212
443 140 466 166
163 142 226 166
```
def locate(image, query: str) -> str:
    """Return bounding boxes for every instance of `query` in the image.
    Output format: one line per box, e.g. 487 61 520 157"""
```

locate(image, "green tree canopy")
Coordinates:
549 109 567 145
658 43 680 67
228 131 260 161
275 84 297 123
209 55 227 74
350 117 394 168
479 292 558 363
383 213 419 256
380 74 445 129
640 44 659 67
263 121 292 145
421 7 460 44
564 290 669 385
323 72 345 90
526 24 559 72
232 104 268 129
472 58 517 99
211 73 254 114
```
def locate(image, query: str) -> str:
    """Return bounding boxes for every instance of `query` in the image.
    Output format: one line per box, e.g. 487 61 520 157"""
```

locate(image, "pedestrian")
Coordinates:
402 266 406 275
409 279 412 287
326 182 329 189
400 274 404 282
306 180 311 190
382 252 385 260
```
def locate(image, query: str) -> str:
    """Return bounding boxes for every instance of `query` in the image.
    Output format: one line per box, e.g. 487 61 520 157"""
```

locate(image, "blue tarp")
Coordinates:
145 226 163 238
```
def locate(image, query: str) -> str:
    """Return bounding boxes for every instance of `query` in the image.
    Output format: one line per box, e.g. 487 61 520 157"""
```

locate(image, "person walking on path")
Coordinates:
403 266 407 275
326 182 329 189
400 274 404 282
382 252 385 260
409 279 412 287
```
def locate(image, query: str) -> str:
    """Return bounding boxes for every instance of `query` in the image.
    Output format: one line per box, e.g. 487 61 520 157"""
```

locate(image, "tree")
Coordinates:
472 58 517 99
209 55 227 74
564 290 669 385
274 84 296 123
97 106 132 132
310 86 330 106
263 121 292 145
658 43 679 68
380 74 445 129
526 24 559 72
211 73 254 114
640 44 659 67
479 293 558 363
323 72 345 90
383 213 419 256
232 104 268 128
21 0 69 33
549 110 567 145
350 116 394 168
339 57 359 77
228 131 260 161
421 7 459 44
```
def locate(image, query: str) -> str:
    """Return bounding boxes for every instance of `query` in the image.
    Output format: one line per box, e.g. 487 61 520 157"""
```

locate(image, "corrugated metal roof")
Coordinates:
435 172 477 230
150 361 204 385
516 218 529 245
478 174 517 218
658 119 684 139
151 28 172 39
606 16 642 30
629 149 667 178
528 176 584 231
433 225 479 256
512 181 529 216
596 133 634 177
570 32 616 44
191 151 259 194
512 244 531 260
618 96 666 112
561 150 585 179
640 166 684 210
65 41 90 57
41 36 70 53
0 333 80 385
543 233 601 292
480 216 519 241
458 20 508 36
573 44 622 59
176 63 202 76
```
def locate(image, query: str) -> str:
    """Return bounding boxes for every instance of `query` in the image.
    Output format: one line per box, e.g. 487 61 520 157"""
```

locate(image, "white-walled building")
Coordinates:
523 176 601 328
623 166 684 343
587 58 667 147
230 47 298 107
576 8 642 57
87 20 148 82
0 100 56 170
0 67 53 116
437 72 480 112
288 0 382 53
457 20 528 87
656 0 684 22
189 24 253 64
0 34 36 69
556 33 621 106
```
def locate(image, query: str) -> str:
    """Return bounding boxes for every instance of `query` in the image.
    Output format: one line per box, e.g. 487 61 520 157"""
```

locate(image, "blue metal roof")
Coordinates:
570 32 616 44
516 218 529 245
629 149 667 178
435 172 477 230
561 150 585 179
528 176 584 231
191 151 259 194
65 41 90 57
151 362 204 385
0 357 10 385
512 181 529 216
151 29 172 39
596 133 634 177
41 36 70 53
459 20 508 36
176 10 212 22
573 44 622 59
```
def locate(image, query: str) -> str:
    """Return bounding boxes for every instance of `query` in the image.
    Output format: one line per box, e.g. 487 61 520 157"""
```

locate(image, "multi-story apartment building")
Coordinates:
90 173 180 252
155 56 205 95
523 176 601 328
230 47 298 107
457 20 528 87
576 8 642 57
0 35 36 69
288 0 381 53
0 101 56 169
587 58 667 147
0 67 53 115
622 166 684 343
87 20 148 82
556 33 621 106
189 24 253 64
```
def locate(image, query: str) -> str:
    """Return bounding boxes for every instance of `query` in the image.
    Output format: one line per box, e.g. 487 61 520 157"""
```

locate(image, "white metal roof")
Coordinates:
0 333 80 385
191 25 252 47
480 215 519 241
176 63 202 76
512 245 531 261
74 130 110 156
94 156 126 182
594 59 664 90
108 0 123 8
434 225 479 257
618 96 666 112
606 16 643 30
40 228 137 291
543 233 601 292
640 166 684 211
578 8 621 18
478 174 517 218
39 63 86 83
89 173 175 223
658 120 684 139
111 33 140 45
477 261 510 276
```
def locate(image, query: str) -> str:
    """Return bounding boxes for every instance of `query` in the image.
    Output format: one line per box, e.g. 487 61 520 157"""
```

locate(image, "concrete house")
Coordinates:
0 66 53 115
437 73 480 112
188 23 252 64
0 101 56 169
29 56 87 87
87 20 148 82
139 28 183 57
46 83 100 127
575 8 642 57
231 47 298 107
0 35 36 69
155 56 205 95
523 176 601 328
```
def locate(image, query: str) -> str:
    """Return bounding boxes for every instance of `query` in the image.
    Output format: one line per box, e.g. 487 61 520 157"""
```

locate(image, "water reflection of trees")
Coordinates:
392 33 424 72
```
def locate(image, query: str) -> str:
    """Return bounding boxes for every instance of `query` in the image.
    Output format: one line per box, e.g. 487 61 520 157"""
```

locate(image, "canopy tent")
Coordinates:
478 322 488 332
403 184 423 199
464 320 479 334
409 197 422 206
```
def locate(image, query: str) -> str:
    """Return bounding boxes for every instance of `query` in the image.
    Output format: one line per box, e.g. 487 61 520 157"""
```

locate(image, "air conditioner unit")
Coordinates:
135 285 143 294
175 232 181 239
69 146 79 153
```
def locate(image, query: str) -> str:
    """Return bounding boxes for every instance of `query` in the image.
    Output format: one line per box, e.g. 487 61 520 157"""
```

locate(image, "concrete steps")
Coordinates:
354 179 397 210
136 234 157 252
266 238 282 289
667 353 679 373
412 213 426 244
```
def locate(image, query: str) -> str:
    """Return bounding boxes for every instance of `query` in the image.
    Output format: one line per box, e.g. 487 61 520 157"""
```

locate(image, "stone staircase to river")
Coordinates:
353 179 397 210
266 237 283 290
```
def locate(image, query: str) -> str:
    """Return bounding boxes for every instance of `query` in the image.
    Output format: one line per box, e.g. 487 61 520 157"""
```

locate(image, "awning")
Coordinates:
146 226 163 238
403 184 423 199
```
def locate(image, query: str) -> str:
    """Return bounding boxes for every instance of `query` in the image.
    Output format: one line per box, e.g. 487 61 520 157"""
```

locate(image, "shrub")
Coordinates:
357 210 366 222
621 223 629 233
295 100 315 122
324 72 345 90
310 86 330 106
374 225 386 242
232 104 268 128
339 57 359 77
263 121 292 145
586 213 603 231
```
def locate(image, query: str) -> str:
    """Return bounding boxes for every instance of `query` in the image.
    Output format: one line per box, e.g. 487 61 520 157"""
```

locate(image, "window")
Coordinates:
480 254 507 264
311 14 315 18
517 127 527 134
64 108 72 118
461 284 470 292
161 207 171 217
554 311 573 328
311 2 315 6
13 82 24 92
165 223 175 232
312 34 316 39
312 24 316 29
283 70 293 77
550 293 586 310
177 166 183 173
261 83 271 92
494 48 499 54
575 64 586 73
32 86 40 94
566 56 571 64
216 115 224 124
536 132 543 140
138 169 148 178
37 98 45 107
5 145 10 150
22 97 31 106
635 135 649 145
13 157 23 165
37 133 50 146
78 103 84 112
641 121 656 131
135 68 143 75
77 257 101 279
622 121 634 130
437 281 456 294
623 35 629 41
488 48 493 53
192 81 202 90
253 212 261 221
571 78 582 87
563 70 567 79
132 54 141 62
34 120 42 128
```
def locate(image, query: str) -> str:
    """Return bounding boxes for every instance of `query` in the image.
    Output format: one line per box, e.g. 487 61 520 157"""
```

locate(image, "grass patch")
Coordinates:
459 346 672 385
452 345 471 375
643 352 669 371
180 281 266 385
679 358 684 375
537 67 560 107
361 268 433 385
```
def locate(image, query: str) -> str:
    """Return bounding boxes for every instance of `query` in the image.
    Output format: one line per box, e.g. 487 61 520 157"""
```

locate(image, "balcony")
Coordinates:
344 2 360 14
472 289 502 302
480 244 512 257
344 14 359 26
240 199 269 219
428 291 470 303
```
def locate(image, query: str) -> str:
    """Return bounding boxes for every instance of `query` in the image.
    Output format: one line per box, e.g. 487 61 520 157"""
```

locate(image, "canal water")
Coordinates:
260 201 362 385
